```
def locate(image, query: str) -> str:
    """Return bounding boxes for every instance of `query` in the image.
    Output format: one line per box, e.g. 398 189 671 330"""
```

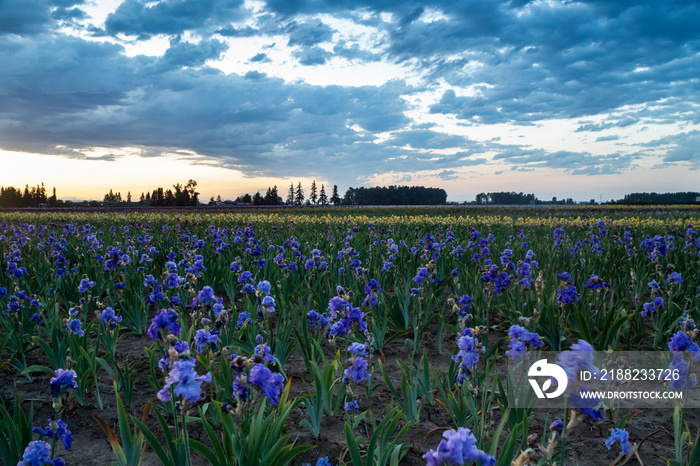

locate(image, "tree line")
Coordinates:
342 185 447 205
615 192 700 205
16 180 699 208
220 182 341 206
475 192 537 205
220 182 448 206
102 180 200 206
473 192 583 205
0 184 58 207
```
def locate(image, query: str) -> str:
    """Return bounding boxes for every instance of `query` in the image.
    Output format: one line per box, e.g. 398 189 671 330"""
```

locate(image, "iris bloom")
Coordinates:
605 428 631 455
50 369 78 397
423 427 495 466
157 358 211 403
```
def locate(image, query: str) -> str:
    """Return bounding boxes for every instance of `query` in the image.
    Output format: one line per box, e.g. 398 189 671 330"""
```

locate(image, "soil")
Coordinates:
2 327 695 466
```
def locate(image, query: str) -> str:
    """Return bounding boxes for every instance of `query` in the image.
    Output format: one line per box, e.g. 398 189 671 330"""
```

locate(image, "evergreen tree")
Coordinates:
310 180 318 205
23 185 30 207
127 191 132 202
295 182 304 205
319 184 328 206
271 185 281 204
287 183 294 205
140 192 145 202
330 185 340 206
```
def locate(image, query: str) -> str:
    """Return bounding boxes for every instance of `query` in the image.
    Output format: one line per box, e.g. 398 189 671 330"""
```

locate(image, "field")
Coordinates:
1 206 700 466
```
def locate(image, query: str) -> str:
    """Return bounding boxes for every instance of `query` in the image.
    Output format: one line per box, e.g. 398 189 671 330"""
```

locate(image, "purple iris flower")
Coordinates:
147 308 180 340
605 428 631 455
50 369 78 397
157 358 211 403
423 427 495 466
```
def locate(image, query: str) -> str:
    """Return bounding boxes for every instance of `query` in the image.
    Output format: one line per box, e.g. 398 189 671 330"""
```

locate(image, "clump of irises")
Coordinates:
556 272 579 305
452 328 484 386
505 325 543 361
157 357 212 403
19 369 80 465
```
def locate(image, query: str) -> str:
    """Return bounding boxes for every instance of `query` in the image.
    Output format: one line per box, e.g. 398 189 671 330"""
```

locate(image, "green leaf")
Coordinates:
344 421 365 466
132 416 174 466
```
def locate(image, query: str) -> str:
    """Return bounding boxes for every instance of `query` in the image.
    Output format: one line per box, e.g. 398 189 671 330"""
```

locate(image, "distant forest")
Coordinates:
474 191 700 206
0 184 58 207
342 186 448 205
1 181 700 207
226 183 447 206
614 192 700 205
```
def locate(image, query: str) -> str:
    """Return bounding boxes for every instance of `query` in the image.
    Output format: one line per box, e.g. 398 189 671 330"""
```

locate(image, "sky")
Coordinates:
1 0 699 202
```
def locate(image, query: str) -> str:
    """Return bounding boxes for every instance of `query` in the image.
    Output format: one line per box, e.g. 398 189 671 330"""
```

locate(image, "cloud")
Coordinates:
576 117 639 133
158 38 228 69
1 0 699 190
491 146 632 175
332 41 383 62
215 25 259 37
595 135 620 142
576 122 615 132
437 169 458 180
249 52 271 63
286 20 335 47
104 0 246 39
0 34 415 178
294 46 333 65
385 129 473 150
244 70 267 79
659 131 700 165
0 0 84 35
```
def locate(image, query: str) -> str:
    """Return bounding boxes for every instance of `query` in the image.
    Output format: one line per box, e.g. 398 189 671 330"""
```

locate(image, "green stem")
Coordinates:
182 408 192 466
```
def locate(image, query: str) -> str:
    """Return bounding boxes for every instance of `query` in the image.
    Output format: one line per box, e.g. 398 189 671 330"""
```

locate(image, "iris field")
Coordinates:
1 206 699 466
